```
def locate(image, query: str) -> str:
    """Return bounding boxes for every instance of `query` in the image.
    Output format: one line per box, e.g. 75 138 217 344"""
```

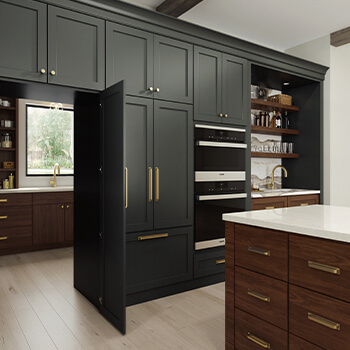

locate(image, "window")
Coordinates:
26 105 74 176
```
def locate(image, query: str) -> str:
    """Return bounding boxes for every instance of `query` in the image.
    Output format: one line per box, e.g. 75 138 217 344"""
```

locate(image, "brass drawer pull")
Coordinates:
308 261 340 275
308 312 340 331
0 236 8 241
265 206 274 209
125 167 128 209
155 167 160 202
148 167 152 202
138 233 168 241
300 203 309 206
0 216 7 220
0 199 7 203
248 246 270 256
247 332 270 348
247 289 270 302
216 259 225 265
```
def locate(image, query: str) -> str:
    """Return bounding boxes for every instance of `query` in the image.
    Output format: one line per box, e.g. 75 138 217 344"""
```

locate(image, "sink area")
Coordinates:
252 188 320 198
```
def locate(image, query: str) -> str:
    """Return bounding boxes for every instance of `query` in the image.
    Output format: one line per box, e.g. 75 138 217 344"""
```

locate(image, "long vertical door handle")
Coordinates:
155 167 159 202
148 167 153 202
125 167 128 209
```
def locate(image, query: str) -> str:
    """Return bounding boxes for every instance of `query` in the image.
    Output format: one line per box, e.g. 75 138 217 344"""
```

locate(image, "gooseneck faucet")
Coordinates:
50 163 60 187
270 165 287 190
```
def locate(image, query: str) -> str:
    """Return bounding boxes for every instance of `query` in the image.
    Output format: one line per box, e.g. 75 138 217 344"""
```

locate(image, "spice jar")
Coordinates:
1 132 12 148
3 179 9 189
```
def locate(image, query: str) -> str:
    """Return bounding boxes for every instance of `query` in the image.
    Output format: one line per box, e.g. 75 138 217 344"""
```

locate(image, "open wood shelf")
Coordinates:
251 125 299 135
0 127 16 131
0 106 16 111
0 148 16 151
251 99 299 112
0 169 15 172
251 152 299 159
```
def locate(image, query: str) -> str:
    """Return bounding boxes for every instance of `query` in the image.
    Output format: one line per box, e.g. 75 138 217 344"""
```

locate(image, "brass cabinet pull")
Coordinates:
138 233 168 241
156 87 160 92
50 70 56 76
247 332 271 349
300 203 309 206
0 236 8 241
248 246 270 256
0 199 7 203
40 68 46 74
67 205 69 209
149 87 154 92
61 205 64 209
308 312 340 331
155 167 159 202
0 216 7 220
265 206 275 209
125 167 128 209
308 261 340 275
148 167 153 202
216 259 225 265
247 289 271 302
224 114 228 118
219 113 223 117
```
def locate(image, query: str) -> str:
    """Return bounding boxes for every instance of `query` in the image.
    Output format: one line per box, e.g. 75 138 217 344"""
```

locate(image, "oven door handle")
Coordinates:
196 141 247 149
197 193 247 201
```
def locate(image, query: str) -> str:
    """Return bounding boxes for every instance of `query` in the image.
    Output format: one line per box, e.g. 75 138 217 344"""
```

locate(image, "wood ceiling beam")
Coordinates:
331 26 350 47
156 0 203 18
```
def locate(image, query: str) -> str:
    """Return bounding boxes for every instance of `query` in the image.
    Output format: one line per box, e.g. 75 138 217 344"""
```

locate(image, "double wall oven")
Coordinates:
195 124 247 250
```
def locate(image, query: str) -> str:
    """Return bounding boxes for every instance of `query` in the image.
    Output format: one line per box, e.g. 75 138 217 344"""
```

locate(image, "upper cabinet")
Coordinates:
0 0 47 83
106 23 193 104
194 47 248 125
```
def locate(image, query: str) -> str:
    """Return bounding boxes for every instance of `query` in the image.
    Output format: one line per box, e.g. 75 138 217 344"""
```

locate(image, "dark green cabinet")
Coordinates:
48 6 105 90
194 46 248 125
106 23 193 103
0 0 47 83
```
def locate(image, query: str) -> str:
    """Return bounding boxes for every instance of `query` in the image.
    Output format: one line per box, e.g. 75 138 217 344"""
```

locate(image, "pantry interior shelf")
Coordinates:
0 127 15 131
251 125 299 135
251 152 299 159
251 99 299 112
0 169 15 172
0 106 16 111
0 148 16 152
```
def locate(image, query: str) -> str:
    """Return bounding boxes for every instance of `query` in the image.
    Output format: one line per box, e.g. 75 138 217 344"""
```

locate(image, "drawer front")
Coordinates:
235 224 288 281
0 193 32 206
194 247 225 278
126 227 193 294
251 197 287 211
235 308 288 349
289 334 324 350
290 234 350 302
0 226 32 250
235 267 288 330
289 284 350 350
0 206 32 228
287 194 319 207
33 192 74 205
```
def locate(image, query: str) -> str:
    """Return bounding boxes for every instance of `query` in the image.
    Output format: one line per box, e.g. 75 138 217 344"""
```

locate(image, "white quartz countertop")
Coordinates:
251 188 320 198
0 186 73 194
223 205 350 243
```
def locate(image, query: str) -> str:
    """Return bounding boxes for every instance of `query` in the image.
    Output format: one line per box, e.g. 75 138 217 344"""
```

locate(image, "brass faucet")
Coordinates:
269 165 287 190
50 163 60 187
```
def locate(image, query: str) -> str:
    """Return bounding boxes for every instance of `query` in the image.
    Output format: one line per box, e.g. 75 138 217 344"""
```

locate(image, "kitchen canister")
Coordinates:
3 179 9 189
9 173 14 189
1 132 12 148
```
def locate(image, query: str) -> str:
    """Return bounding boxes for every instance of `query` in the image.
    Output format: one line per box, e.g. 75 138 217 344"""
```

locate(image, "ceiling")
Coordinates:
120 0 350 51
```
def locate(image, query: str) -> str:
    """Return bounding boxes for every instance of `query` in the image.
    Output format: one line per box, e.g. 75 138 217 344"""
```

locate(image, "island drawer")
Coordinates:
251 196 287 211
0 193 32 207
235 224 288 281
0 226 32 250
289 334 324 350
235 266 288 330
287 194 319 207
290 234 350 303
235 308 288 350
0 206 32 228
289 284 350 350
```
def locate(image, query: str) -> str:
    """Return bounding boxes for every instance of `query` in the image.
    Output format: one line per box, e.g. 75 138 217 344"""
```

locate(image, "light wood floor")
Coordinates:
0 247 225 350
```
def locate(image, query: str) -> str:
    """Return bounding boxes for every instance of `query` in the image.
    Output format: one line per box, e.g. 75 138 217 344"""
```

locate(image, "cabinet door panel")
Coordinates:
154 101 193 229
48 6 105 90
65 203 74 241
125 96 154 232
33 204 65 245
154 36 193 104
222 54 247 125
106 23 153 96
194 47 222 123
0 0 47 82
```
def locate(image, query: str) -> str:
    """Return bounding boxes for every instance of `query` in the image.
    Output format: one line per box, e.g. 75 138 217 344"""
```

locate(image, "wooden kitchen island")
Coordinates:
223 205 350 350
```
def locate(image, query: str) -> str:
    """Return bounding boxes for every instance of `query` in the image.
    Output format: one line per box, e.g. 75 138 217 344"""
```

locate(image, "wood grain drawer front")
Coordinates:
235 308 288 349
0 206 32 228
235 267 288 330
33 192 74 205
289 334 324 350
251 197 287 211
289 285 350 350
0 226 32 250
290 234 350 303
235 224 288 281
0 193 32 206
287 194 319 207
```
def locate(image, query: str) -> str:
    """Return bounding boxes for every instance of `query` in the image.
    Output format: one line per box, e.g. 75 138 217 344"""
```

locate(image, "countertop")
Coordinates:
0 186 73 194
223 205 350 243
251 188 320 198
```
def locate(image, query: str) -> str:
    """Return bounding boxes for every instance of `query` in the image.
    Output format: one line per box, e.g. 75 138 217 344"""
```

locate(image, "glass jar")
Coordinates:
3 179 9 189
1 132 12 148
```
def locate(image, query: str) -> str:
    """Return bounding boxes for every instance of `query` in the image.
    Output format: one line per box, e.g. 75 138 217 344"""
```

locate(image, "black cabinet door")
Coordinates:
222 54 248 125
0 0 47 83
153 101 193 229
106 23 154 97
194 47 222 123
125 96 154 233
48 6 105 90
154 36 193 104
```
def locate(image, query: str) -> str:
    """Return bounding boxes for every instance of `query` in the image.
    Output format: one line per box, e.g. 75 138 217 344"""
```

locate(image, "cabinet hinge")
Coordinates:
99 297 103 305
99 231 103 240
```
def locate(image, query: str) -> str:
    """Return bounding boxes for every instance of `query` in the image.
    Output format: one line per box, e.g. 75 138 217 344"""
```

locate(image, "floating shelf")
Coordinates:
0 148 16 151
0 106 16 111
0 127 15 131
251 99 299 112
251 125 299 135
251 152 299 159
0 169 15 172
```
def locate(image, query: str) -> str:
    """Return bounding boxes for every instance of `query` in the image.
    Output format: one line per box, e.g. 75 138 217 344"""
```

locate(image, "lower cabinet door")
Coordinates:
193 247 225 278
126 227 193 294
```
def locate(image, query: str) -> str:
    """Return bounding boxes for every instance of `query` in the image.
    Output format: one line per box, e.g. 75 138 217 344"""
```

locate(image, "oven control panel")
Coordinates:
195 181 245 195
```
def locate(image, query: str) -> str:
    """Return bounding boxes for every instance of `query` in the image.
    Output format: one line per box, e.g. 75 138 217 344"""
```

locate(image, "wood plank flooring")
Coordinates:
0 248 225 350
